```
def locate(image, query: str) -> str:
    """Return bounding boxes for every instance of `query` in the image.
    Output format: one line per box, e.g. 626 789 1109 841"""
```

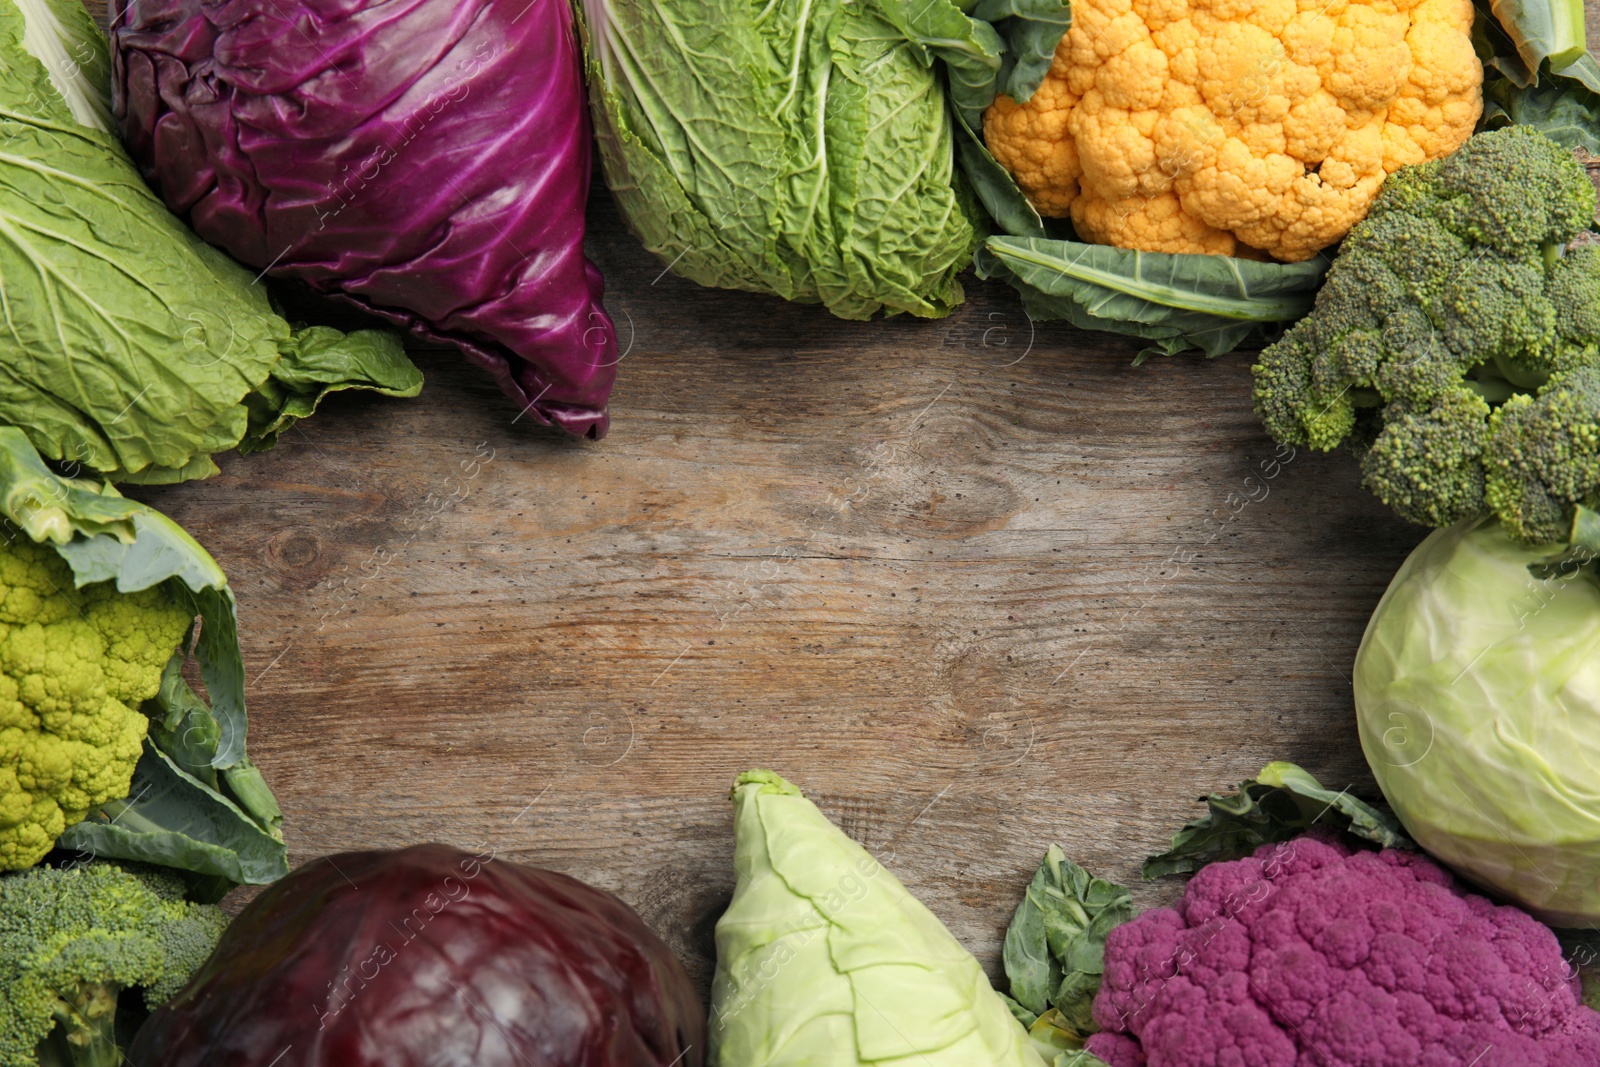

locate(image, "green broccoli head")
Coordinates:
0 537 192 871
1252 126 1600 542
0 863 227 1067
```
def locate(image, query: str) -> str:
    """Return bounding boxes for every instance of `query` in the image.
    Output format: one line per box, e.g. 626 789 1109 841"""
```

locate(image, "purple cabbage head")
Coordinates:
112 0 617 438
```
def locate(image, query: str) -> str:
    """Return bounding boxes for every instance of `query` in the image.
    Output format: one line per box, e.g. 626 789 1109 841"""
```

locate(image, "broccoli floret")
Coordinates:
1252 126 1600 541
1485 360 1600 542
1551 244 1600 348
0 537 192 871
0 863 226 1067
1361 389 1493 528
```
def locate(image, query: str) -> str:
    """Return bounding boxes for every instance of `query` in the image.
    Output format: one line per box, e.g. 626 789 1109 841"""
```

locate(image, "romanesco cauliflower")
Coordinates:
0 536 191 870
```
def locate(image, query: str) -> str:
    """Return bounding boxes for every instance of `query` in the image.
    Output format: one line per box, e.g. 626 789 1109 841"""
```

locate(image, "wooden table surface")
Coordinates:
99 0 1600 999
131 212 1419 993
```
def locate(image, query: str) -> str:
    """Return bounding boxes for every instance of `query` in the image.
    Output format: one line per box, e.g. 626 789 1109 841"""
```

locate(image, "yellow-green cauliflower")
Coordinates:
0 538 191 869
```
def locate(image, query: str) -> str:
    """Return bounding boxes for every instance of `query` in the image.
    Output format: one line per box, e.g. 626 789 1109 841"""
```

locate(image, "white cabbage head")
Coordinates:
1355 518 1600 926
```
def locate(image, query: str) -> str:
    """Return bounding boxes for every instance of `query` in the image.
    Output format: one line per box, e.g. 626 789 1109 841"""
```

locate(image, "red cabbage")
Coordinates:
127 844 705 1066
111 0 616 438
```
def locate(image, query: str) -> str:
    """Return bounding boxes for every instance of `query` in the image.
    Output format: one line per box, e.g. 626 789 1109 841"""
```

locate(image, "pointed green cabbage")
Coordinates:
711 769 1046 1067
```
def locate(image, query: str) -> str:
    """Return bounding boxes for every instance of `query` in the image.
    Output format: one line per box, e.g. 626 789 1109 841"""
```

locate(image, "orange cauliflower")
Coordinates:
983 0 1484 261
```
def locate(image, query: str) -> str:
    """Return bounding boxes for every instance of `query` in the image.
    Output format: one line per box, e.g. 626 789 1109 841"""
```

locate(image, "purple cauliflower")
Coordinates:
1086 833 1600 1067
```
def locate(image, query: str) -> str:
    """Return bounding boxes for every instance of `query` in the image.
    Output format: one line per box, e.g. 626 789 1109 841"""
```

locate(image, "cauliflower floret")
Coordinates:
0 538 191 870
983 0 1483 261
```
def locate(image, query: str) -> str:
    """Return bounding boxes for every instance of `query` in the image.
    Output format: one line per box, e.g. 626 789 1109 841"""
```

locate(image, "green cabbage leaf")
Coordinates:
0 0 420 483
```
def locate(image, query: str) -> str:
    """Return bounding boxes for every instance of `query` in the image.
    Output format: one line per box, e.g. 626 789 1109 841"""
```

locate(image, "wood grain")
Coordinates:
83 0 1589 999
